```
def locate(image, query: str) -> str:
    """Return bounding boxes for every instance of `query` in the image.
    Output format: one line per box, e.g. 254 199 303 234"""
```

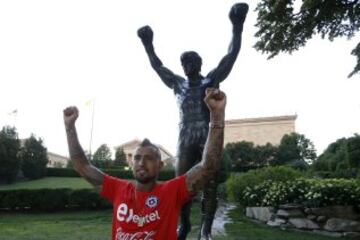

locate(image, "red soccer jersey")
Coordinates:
101 175 192 240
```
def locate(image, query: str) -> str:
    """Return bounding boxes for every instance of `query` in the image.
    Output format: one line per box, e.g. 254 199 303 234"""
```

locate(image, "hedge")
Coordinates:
0 188 111 211
46 168 175 180
234 178 360 208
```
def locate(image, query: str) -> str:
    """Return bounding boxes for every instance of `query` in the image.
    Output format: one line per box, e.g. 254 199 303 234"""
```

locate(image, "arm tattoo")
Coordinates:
186 124 224 194
66 126 104 191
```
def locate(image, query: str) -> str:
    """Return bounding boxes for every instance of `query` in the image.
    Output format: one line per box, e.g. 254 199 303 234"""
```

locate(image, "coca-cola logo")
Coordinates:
116 228 156 240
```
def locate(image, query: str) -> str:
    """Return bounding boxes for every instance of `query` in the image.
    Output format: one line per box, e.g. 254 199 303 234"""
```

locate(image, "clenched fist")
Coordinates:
229 3 248 26
204 88 226 113
63 106 79 128
137 25 153 46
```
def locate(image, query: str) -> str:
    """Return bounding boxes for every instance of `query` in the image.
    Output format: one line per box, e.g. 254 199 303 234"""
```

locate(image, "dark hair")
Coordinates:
138 138 161 160
180 51 202 66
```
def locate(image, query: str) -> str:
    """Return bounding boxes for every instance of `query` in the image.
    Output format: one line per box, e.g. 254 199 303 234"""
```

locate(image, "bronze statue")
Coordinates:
137 3 248 240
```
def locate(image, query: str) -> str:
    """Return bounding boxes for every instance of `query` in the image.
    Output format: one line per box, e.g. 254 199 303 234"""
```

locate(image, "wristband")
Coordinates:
209 121 225 129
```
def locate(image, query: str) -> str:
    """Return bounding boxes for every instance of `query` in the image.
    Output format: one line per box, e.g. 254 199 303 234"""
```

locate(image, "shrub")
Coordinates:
46 168 80 177
68 189 109 210
225 166 303 202
46 168 175 181
240 178 360 208
0 188 111 211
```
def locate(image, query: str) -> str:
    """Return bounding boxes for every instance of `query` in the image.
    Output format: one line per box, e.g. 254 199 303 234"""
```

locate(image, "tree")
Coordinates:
254 0 360 77
313 137 346 171
92 144 112 168
253 143 278 166
224 141 278 170
20 135 48 180
218 151 232 183
0 126 21 183
224 141 256 170
274 132 317 168
114 147 127 167
347 134 360 168
313 134 360 175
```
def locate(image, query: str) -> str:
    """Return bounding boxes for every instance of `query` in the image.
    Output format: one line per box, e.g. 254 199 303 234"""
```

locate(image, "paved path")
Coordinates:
188 202 236 239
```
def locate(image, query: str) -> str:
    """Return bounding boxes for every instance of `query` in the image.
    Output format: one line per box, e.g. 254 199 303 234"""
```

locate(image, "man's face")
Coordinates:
132 146 163 184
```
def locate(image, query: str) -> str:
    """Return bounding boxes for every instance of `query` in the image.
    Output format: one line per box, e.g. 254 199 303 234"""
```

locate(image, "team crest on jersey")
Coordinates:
145 195 158 208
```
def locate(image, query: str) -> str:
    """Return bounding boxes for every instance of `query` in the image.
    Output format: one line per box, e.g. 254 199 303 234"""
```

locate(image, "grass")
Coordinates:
0 210 112 240
0 177 92 190
0 205 201 240
1 204 345 240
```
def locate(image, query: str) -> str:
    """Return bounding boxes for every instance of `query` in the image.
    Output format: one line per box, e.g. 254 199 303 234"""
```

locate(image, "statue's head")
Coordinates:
181 51 202 79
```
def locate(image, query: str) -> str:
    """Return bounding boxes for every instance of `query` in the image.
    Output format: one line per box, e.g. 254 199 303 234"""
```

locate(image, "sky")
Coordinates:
0 0 359 158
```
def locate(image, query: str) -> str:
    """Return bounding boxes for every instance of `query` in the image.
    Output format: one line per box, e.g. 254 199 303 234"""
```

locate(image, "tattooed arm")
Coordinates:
63 107 104 192
185 88 226 194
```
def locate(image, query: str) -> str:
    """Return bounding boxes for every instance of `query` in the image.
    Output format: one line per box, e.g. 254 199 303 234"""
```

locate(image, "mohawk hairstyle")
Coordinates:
138 138 161 160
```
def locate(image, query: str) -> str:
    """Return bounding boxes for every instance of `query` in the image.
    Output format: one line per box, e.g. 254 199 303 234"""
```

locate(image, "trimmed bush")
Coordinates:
69 189 109 210
157 170 175 181
46 168 175 181
0 188 111 211
0 168 176 212
46 168 80 177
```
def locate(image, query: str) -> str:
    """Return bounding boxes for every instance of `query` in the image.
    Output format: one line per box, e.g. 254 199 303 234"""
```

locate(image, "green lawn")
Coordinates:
0 203 347 240
0 177 92 190
0 210 112 240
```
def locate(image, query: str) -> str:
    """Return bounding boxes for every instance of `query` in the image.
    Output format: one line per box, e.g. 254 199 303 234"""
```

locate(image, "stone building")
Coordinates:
47 152 69 168
225 115 297 146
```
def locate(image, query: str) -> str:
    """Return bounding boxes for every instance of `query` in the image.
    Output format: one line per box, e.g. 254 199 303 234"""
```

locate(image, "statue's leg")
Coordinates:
176 132 197 240
198 176 218 240
177 122 208 240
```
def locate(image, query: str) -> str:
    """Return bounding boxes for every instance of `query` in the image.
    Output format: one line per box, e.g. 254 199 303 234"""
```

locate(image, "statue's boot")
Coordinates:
177 201 192 240
198 178 218 240
198 214 215 240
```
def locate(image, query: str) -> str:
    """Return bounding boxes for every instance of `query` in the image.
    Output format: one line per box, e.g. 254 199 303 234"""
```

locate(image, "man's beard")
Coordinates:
135 175 156 184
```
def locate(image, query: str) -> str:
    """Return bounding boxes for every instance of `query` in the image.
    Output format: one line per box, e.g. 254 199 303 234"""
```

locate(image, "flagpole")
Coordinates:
8 110 18 129
89 99 95 160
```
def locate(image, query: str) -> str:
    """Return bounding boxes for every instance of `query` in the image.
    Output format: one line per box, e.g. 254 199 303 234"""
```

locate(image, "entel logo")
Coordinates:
117 203 160 225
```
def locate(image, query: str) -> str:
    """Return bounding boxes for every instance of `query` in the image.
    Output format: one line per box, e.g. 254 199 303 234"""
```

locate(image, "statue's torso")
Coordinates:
174 78 216 124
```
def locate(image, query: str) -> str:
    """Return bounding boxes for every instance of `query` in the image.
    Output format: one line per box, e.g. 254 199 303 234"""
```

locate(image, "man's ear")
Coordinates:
127 158 133 167
158 160 164 170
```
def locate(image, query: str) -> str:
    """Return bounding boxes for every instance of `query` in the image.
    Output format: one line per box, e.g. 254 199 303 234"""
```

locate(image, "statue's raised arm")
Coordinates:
207 3 249 85
137 25 183 89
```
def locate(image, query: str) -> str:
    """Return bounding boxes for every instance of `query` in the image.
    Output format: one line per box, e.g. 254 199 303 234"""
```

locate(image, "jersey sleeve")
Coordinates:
100 174 128 203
